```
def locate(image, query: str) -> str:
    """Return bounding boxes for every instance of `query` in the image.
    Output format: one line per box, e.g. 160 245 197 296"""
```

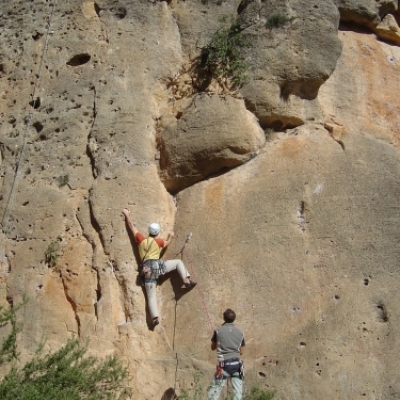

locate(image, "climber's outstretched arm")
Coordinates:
122 208 139 237
163 231 175 248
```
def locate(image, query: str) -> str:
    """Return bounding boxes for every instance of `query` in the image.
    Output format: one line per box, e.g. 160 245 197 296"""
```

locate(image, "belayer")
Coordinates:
122 208 196 327
207 309 245 400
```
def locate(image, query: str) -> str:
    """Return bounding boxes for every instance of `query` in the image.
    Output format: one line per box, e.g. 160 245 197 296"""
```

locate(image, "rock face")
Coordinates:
238 0 343 129
0 0 400 399
158 94 265 193
334 0 397 28
376 13 400 45
334 0 400 45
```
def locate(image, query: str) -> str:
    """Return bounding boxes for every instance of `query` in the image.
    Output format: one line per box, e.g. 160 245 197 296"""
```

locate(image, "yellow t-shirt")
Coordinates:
136 233 164 261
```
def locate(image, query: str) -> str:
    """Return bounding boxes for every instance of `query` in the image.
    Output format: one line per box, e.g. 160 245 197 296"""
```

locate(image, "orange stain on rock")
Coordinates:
205 178 224 211
276 136 306 158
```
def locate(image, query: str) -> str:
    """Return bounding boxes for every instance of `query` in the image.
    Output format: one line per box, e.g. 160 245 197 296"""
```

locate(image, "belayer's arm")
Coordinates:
210 330 217 351
240 336 245 355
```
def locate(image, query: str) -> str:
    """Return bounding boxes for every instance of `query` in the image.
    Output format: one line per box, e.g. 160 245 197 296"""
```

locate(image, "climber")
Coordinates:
207 309 245 400
122 208 196 327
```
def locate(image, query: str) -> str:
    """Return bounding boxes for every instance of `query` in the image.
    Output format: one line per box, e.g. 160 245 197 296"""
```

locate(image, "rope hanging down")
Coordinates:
0 0 58 255
171 233 214 399
170 233 214 333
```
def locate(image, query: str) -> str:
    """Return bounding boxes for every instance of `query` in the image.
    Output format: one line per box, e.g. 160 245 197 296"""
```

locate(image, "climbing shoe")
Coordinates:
151 317 159 326
184 280 197 289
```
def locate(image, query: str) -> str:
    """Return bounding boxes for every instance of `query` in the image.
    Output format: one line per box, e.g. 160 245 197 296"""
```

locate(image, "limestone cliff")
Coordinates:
0 0 400 399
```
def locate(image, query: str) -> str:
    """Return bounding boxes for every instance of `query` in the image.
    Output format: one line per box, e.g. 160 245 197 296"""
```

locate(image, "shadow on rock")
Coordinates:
161 387 176 400
158 270 195 302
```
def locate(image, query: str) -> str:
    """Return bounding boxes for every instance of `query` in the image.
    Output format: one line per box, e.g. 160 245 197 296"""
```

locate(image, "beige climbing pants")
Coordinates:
144 259 190 319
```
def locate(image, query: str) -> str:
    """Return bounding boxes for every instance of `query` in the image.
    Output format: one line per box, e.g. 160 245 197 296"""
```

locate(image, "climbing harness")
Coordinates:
142 259 166 283
216 362 224 379
213 359 245 400
215 359 244 380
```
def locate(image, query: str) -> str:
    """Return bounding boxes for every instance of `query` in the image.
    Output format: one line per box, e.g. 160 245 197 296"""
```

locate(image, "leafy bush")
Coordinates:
0 303 132 400
44 240 60 268
179 372 204 400
200 16 250 87
178 376 275 400
58 174 69 187
0 300 26 365
264 128 274 141
244 387 276 400
266 14 291 29
0 340 131 400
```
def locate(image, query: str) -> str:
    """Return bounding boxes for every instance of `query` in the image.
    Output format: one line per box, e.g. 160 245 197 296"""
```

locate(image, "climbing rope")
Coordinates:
170 232 192 260
184 246 214 333
169 232 214 399
0 0 58 257
169 232 214 333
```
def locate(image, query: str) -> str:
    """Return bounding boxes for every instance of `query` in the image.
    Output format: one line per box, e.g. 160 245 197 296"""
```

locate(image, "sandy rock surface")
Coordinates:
158 93 265 193
334 0 397 28
0 1 400 399
238 0 343 129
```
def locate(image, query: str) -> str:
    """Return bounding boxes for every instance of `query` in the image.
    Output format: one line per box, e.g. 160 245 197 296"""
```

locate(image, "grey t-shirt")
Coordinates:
211 322 245 362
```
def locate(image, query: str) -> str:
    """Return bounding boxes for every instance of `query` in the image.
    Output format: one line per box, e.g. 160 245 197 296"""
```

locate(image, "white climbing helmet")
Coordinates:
148 223 161 236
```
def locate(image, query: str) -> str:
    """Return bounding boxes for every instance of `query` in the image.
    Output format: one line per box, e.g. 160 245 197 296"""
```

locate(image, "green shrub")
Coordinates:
0 300 26 366
178 376 276 400
200 16 251 87
179 372 204 400
58 174 69 187
44 240 60 268
264 128 274 141
266 14 291 29
0 340 131 400
244 387 276 400
0 303 132 400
